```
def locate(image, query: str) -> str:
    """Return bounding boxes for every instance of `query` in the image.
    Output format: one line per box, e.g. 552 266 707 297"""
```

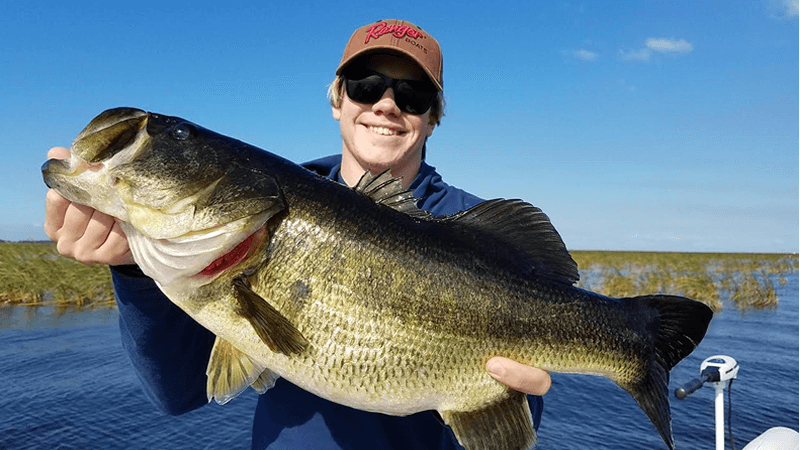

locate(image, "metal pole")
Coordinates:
713 381 726 450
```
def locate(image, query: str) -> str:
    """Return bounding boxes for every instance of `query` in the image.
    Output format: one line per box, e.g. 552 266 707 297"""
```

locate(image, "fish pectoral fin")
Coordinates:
233 276 309 355
440 389 537 450
206 337 275 405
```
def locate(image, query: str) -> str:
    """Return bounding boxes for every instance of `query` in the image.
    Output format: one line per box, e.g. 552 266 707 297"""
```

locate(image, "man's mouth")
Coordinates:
367 125 405 136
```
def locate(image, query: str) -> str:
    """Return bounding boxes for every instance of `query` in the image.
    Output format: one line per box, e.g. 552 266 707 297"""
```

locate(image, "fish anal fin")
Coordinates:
440 389 536 450
206 337 272 405
233 276 309 355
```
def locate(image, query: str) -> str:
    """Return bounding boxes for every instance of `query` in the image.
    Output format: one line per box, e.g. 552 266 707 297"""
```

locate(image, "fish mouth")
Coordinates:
72 107 149 163
42 107 153 223
42 107 150 189
42 106 287 286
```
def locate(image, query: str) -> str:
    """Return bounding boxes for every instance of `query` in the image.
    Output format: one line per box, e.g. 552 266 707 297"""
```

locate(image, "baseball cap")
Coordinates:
336 19 443 91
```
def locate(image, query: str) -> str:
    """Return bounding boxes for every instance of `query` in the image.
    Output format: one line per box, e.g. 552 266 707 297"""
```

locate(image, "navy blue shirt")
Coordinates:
111 155 543 449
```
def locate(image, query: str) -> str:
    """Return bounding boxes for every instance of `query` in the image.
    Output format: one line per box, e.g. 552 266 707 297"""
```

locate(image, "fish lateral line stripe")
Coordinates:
198 230 257 277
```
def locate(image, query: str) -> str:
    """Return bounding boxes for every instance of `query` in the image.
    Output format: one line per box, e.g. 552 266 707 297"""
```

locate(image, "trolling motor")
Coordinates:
675 355 739 399
675 355 740 450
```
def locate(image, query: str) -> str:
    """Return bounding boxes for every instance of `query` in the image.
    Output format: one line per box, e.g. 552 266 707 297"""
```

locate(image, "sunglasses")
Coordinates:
343 70 438 115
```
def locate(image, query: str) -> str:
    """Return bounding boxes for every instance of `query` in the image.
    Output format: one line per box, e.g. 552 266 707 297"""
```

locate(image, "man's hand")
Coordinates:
486 356 552 396
44 147 133 265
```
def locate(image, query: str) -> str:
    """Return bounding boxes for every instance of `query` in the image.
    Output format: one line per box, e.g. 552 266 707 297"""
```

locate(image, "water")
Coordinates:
0 307 255 450
1 274 797 450
536 272 800 449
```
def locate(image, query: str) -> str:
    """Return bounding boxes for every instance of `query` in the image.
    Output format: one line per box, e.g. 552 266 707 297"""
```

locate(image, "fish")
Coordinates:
42 107 713 450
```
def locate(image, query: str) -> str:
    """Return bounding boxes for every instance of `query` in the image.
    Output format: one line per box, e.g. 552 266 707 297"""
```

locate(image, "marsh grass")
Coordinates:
0 242 114 308
2 243 797 312
572 251 798 312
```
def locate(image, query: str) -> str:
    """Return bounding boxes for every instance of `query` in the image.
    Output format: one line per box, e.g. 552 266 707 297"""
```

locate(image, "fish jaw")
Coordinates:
41 109 152 222
71 108 150 163
42 107 288 286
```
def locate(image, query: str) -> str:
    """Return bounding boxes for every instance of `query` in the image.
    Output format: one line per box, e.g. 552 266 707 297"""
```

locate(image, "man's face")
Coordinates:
332 53 436 185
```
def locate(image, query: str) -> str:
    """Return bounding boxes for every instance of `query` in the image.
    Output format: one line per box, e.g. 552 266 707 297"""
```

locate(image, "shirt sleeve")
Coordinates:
112 265 216 415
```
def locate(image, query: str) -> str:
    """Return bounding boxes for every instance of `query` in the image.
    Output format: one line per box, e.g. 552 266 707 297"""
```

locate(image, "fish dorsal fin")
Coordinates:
446 199 579 286
353 170 431 219
440 389 537 450
354 171 577 285
206 337 273 405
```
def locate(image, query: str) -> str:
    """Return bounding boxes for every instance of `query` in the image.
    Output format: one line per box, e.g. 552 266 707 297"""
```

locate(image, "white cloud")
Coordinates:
574 49 599 61
787 0 800 15
618 48 651 61
646 38 694 54
768 0 799 18
620 37 693 62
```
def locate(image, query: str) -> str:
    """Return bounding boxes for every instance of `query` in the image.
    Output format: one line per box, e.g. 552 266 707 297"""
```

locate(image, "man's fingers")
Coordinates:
44 189 70 240
96 219 133 266
58 202 95 246
486 356 552 396
80 208 117 248
44 147 73 241
44 145 133 265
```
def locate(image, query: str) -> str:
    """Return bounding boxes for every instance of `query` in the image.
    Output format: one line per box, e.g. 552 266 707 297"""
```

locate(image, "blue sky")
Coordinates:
2 1 797 253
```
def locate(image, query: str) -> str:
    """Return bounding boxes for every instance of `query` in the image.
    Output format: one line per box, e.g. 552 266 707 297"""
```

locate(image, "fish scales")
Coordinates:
245 206 507 413
237 183 656 410
42 108 714 450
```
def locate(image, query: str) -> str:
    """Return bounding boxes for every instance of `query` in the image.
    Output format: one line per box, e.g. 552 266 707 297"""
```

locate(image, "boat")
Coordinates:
675 355 798 450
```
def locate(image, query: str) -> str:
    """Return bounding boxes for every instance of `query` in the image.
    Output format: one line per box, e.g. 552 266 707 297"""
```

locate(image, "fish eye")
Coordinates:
171 123 194 141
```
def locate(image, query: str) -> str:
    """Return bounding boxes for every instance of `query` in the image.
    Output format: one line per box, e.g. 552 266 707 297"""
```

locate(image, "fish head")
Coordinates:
42 107 285 286
42 108 148 223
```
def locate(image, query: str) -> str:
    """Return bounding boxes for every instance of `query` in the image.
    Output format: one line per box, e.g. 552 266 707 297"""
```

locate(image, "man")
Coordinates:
45 19 550 449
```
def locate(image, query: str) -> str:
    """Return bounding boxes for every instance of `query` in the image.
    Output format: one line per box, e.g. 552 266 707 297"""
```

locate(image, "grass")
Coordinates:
1 243 796 312
572 251 798 312
0 242 115 308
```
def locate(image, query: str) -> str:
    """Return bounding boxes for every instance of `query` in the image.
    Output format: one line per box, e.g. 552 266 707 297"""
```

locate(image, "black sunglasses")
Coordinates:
343 70 438 115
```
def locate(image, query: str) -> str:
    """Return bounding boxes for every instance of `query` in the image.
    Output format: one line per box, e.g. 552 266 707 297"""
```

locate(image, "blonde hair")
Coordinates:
327 76 444 126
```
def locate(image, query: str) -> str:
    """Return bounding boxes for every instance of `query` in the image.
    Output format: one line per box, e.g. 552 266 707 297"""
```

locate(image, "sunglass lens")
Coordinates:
345 73 437 115
346 75 386 104
394 82 436 115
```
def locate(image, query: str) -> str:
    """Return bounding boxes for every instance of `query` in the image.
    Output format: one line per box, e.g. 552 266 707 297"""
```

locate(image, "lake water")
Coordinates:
1 273 797 450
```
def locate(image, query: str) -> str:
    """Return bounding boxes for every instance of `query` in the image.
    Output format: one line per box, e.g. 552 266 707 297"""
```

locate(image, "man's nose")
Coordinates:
372 88 401 118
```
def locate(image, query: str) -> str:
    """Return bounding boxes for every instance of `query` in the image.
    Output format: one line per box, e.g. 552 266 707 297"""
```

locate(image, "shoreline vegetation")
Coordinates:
1 242 797 312
571 251 797 312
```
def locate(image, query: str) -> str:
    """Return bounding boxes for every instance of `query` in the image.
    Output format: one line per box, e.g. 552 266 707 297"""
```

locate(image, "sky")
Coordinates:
2 1 797 253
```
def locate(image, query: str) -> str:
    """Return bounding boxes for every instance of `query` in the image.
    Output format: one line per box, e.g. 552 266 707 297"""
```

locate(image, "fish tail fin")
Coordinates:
619 294 713 450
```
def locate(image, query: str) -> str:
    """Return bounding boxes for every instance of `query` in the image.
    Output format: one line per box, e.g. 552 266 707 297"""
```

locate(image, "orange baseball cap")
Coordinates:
336 19 444 90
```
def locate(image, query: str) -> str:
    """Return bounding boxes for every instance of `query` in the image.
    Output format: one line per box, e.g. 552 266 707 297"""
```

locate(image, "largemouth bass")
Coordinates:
42 107 713 450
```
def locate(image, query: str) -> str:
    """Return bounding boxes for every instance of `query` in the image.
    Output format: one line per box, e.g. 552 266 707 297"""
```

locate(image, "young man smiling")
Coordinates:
44 19 550 449
333 52 435 189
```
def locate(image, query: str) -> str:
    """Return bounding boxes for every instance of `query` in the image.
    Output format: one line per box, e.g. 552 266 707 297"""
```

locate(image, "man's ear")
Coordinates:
426 123 435 138
332 105 341 121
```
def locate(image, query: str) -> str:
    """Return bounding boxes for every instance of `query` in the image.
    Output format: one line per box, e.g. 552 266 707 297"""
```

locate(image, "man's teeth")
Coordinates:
368 126 401 136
